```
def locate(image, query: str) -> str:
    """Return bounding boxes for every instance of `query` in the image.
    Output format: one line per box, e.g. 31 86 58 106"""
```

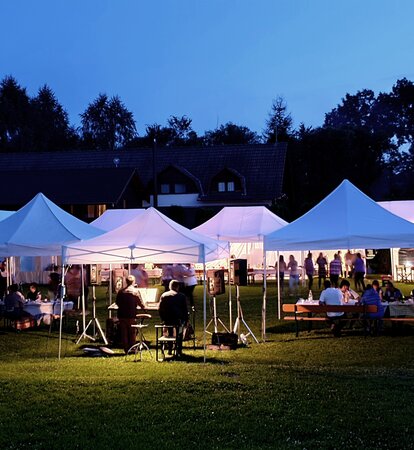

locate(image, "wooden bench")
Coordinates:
282 303 378 337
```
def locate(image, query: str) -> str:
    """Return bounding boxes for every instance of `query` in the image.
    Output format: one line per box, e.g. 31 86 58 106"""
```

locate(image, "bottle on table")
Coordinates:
308 290 313 301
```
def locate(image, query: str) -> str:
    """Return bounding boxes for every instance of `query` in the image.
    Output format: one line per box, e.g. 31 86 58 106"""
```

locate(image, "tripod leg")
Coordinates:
95 318 108 345
241 318 259 343
76 319 95 344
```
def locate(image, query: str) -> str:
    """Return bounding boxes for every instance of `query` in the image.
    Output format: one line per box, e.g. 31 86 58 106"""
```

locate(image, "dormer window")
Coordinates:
157 165 200 195
211 168 243 194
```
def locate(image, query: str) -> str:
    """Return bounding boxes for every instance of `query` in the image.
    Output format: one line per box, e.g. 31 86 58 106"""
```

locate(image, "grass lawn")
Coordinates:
0 281 413 449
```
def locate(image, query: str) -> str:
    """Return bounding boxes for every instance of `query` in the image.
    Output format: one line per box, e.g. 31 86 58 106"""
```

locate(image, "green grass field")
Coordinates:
1 282 413 449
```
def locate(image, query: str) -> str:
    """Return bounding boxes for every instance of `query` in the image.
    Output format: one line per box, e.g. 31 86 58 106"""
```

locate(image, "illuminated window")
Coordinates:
227 181 235 192
218 182 226 192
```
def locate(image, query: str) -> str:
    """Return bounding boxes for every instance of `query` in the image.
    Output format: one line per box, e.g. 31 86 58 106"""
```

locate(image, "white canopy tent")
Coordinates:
0 193 103 257
63 207 230 361
193 206 288 340
91 208 145 231
0 210 14 222
378 200 414 223
0 193 105 358
264 180 414 318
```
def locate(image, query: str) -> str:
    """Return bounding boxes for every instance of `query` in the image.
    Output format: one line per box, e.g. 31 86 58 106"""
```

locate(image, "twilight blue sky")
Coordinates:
2 0 414 135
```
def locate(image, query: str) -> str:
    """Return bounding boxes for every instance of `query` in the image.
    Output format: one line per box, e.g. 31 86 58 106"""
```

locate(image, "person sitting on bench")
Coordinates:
319 280 344 337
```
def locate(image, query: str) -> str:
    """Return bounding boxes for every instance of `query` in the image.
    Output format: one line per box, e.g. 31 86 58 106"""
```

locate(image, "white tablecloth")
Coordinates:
383 300 414 317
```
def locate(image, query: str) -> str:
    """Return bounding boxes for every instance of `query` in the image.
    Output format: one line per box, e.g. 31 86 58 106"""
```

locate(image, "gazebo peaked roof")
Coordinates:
63 207 230 264
264 180 414 251
0 193 104 256
91 208 145 231
193 206 288 243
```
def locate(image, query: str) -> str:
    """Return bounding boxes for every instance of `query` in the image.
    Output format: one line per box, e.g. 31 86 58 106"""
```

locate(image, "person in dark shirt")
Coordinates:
159 280 188 357
116 275 146 354
27 283 42 301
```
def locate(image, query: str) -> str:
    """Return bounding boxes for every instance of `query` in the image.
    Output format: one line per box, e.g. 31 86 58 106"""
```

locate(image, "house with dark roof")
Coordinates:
0 143 287 226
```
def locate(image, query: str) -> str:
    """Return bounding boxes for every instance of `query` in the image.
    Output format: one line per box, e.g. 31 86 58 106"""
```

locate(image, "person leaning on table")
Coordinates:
319 279 344 337
116 275 146 354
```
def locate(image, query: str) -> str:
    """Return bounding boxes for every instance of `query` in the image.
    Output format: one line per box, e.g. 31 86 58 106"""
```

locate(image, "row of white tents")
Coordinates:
1 179 414 359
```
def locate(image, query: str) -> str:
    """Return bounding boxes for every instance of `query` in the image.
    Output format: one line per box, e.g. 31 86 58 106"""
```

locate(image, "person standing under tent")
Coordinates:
304 252 315 290
0 260 8 300
337 250 344 277
116 275 146 354
329 254 342 288
316 253 328 289
130 264 149 288
161 264 174 292
287 255 299 295
183 264 197 310
353 253 366 291
344 250 354 278
277 255 287 293
172 264 187 293
159 280 189 357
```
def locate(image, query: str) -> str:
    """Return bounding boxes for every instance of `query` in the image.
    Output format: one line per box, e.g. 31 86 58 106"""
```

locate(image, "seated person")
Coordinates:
26 283 42 301
319 279 344 337
361 284 384 319
372 279 384 301
4 284 27 320
383 281 402 302
159 280 189 357
339 279 360 303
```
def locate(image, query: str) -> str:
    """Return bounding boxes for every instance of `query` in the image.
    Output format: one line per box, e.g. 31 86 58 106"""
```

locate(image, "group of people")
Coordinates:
319 278 403 336
115 263 197 357
277 250 367 294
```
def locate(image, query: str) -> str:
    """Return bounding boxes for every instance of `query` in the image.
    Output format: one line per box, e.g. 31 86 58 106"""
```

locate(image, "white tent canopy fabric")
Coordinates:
91 208 145 231
378 200 414 224
264 180 414 251
63 207 230 264
0 210 14 222
0 193 104 257
193 206 288 243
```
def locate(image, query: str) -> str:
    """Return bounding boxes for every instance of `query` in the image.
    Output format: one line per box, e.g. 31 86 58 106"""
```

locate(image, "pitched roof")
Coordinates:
0 168 138 205
0 143 287 204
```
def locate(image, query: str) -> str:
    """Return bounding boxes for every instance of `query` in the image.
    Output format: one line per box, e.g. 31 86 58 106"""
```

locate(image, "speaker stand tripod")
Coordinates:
206 295 230 335
76 291 108 345
233 285 259 344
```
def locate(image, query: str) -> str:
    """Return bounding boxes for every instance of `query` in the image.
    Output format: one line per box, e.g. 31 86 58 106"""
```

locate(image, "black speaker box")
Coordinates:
230 259 248 286
207 269 225 295
212 332 238 349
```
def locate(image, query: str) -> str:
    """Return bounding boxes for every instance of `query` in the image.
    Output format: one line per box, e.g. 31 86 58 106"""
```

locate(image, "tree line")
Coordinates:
0 75 413 219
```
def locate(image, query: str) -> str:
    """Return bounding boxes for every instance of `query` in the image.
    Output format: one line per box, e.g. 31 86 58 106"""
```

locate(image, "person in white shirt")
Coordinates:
319 279 344 337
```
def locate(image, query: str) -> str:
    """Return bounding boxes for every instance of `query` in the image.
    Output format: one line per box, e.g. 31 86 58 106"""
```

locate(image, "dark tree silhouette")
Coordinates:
263 96 293 143
203 122 260 146
31 85 78 151
80 94 136 150
0 75 32 151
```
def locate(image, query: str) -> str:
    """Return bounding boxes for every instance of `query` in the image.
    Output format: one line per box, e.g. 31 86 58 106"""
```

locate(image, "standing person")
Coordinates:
287 255 299 295
116 275 146 354
172 264 186 293
316 252 328 289
277 255 287 293
304 252 314 290
161 264 174 292
47 272 61 300
159 280 189 357
183 264 197 310
66 265 89 310
353 252 366 291
329 254 342 288
344 250 354 278
130 264 149 288
337 250 344 277
0 259 8 300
